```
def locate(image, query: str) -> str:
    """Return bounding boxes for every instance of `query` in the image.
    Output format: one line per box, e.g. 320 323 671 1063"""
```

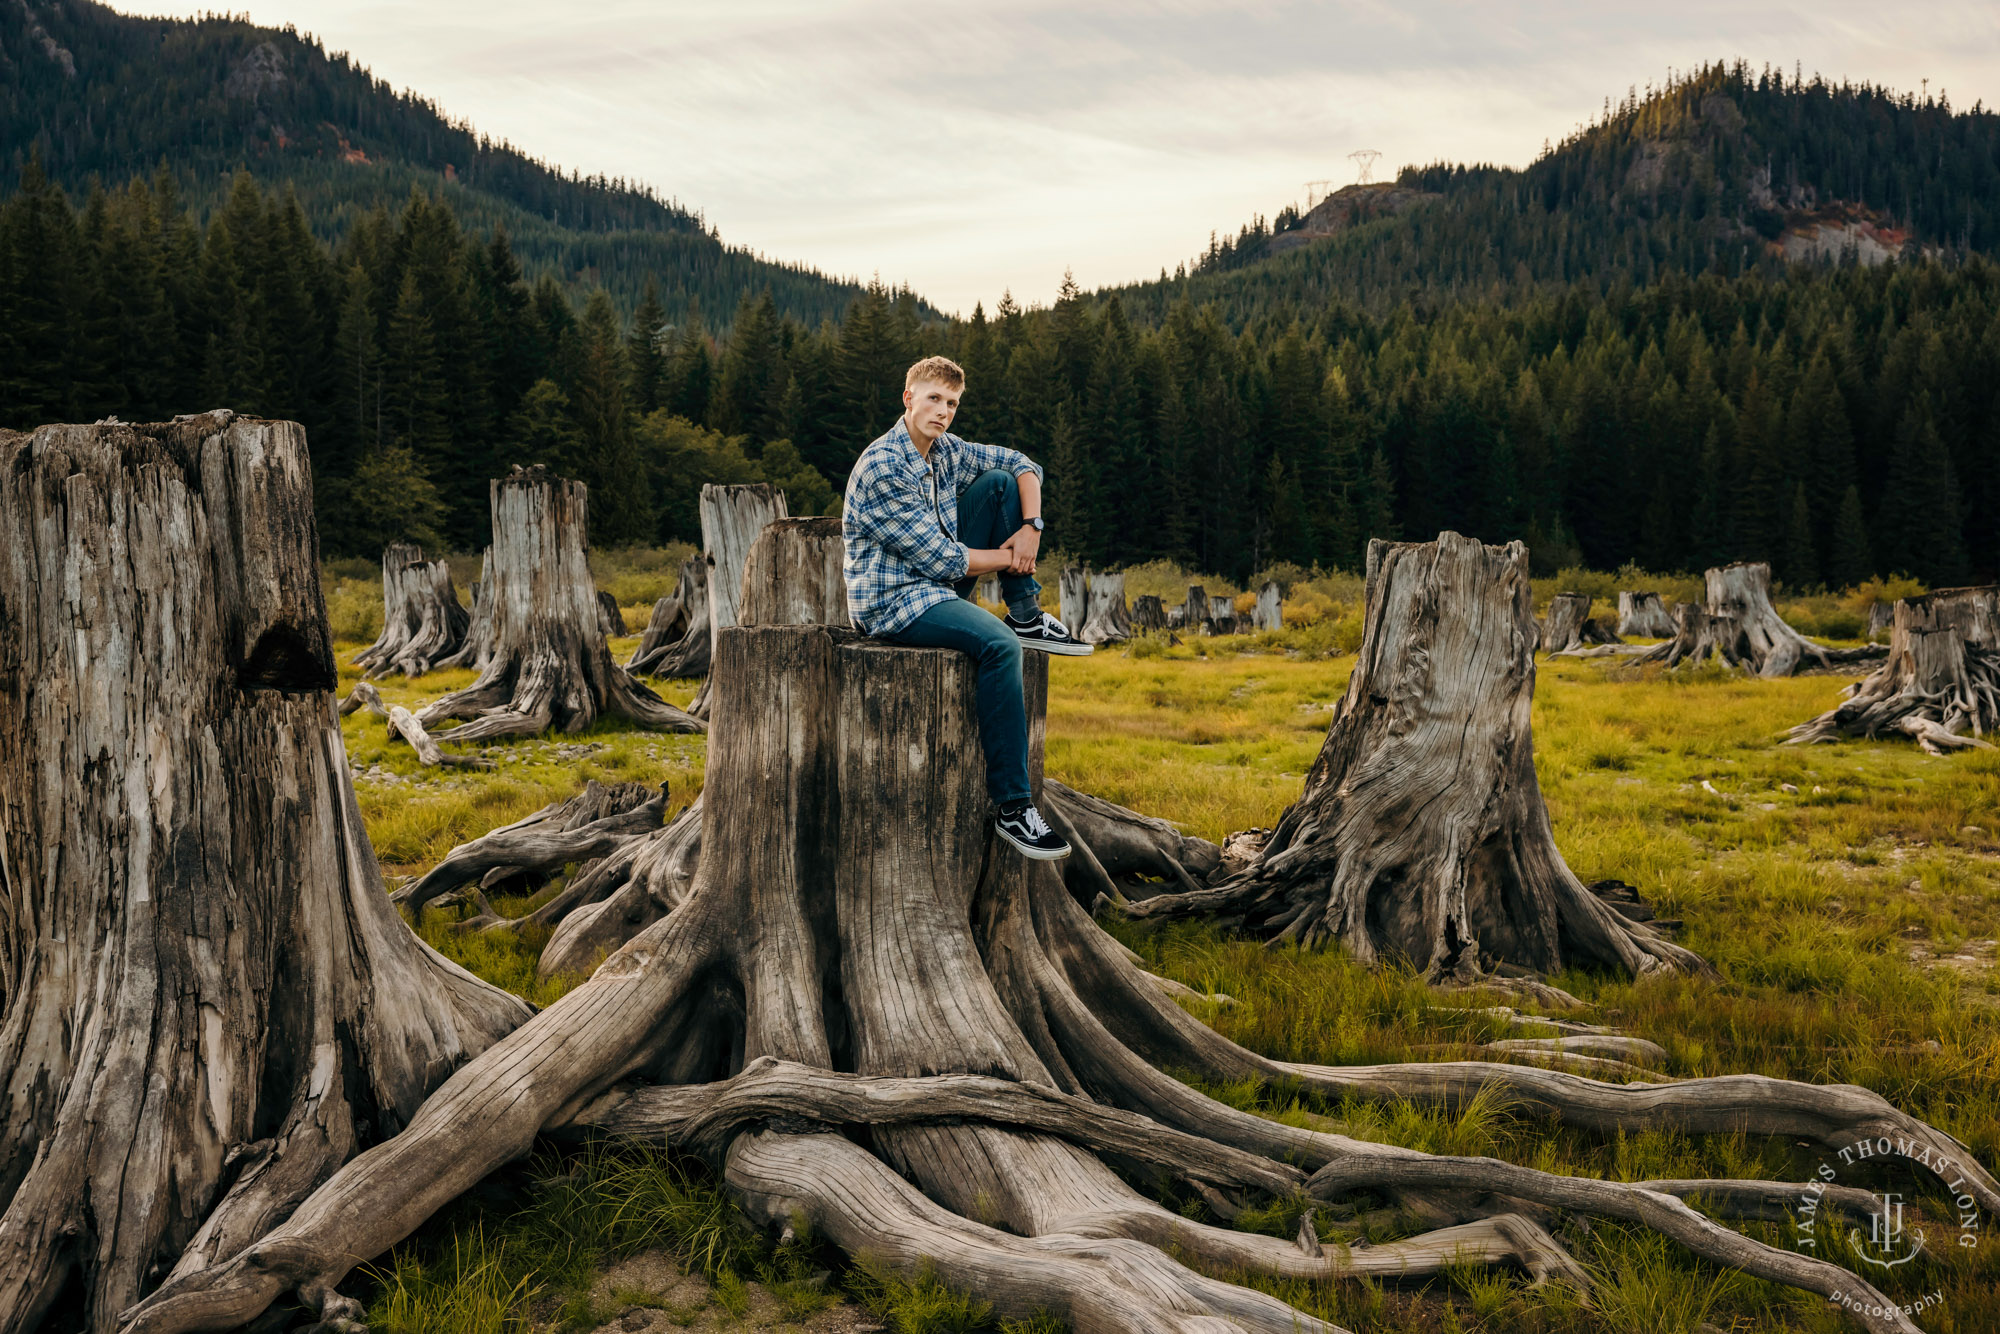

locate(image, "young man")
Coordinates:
841 355 1089 860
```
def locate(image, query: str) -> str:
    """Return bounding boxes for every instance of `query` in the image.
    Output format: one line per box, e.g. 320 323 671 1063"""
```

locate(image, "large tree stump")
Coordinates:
1206 594 1238 635
1131 594 1168 632
626 553 711 678
1616 590 1675 638
1250 579 1284 632
1078 571 1133 644
1539 592 1621 654
0 414 532 1334
1787 586 2000 755
1177 584 1208 632
1867 598 1894 642
1637 562 1883 677
1059 565 1089 632
596 590 627 636
352 544 471 678
1131 533 1701 981
124 613 1978 1334
414 467 701 741
437 546 495 673
684 483 788 720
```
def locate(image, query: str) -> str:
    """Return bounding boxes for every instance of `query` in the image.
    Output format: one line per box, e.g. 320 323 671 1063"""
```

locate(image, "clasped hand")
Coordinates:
999 525 1040 574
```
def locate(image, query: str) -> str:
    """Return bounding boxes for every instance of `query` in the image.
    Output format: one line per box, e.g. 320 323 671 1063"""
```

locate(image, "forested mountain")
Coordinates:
1114 63 2000 322
0 0 894 324
1 57 1993 587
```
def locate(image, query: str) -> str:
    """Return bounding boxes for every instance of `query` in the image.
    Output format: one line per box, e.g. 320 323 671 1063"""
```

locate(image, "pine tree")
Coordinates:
627 279 669 415
1777 480 1819 589
505 378 583 473
1826 484 1873 588
711 290 785 444
574 289 651 545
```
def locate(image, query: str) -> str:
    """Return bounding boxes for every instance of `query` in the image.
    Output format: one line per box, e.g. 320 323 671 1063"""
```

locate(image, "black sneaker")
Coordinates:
995 802 1071 860
1005 609 1093 656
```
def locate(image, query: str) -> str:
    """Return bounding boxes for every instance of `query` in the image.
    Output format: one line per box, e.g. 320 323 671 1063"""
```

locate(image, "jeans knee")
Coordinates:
978 628 1023 672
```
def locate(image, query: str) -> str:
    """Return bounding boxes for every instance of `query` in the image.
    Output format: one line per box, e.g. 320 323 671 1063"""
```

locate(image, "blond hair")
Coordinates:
905 355 965 391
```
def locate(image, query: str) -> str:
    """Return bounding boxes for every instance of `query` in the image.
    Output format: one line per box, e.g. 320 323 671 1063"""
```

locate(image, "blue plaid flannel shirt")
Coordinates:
841 417 1044 635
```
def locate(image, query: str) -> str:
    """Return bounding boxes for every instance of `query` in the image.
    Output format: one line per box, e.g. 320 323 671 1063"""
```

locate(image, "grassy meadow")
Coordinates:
330 554 2000 1334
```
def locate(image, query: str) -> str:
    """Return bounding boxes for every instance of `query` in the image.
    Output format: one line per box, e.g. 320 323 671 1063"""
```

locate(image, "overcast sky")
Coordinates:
122 1 2000 316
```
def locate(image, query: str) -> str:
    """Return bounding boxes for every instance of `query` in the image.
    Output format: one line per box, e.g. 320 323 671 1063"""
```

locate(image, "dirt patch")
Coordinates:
581 1250 879 1333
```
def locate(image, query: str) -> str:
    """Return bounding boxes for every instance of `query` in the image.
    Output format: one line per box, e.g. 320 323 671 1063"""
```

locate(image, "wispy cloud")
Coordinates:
120 0 2000 313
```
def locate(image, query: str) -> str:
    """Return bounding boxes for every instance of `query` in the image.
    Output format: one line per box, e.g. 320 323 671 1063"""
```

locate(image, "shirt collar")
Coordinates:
886 417 953 472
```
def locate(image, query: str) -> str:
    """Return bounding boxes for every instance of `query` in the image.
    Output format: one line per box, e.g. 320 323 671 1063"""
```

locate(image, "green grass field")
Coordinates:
335 611 2000 1333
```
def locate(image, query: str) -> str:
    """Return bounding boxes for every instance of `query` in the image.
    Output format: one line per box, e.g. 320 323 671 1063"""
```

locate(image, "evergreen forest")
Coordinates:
2 56 1996 585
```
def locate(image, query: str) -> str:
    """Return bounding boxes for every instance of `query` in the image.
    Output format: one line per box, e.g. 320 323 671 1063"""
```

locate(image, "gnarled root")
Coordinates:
1044 778 1223 904
392 780 669 918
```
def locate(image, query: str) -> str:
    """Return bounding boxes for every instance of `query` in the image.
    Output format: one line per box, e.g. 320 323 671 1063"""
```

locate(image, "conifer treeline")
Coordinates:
1 164 1993 583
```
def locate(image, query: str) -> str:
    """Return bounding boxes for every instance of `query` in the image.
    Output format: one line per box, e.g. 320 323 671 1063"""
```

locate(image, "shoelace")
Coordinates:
1021 806 1053 838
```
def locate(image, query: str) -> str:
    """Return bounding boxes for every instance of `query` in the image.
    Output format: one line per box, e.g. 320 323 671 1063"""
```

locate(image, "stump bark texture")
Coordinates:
1251 580 1283 632
1059 566 1088 632
0 414 532 1334
1177 585 1207 632
353 544 471 678
684 484 788 719
1616 590 1675 638
1078 572 1133 644
122 616 1973 1334
1131 594 1167 632
438 547 495 673
1130 533 1701 981
626 554 711 678
1787 586 2000 754
415 467 701 741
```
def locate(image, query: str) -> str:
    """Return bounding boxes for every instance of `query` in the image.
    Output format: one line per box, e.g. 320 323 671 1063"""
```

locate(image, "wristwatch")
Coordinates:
1024 515 1045 532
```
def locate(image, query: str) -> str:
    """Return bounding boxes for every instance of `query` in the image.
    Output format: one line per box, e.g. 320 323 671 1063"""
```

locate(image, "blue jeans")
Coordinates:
883 469 1039 806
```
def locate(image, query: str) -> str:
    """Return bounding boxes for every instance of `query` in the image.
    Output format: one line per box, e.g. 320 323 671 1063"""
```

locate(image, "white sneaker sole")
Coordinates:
996 823 1072 860
1016 636 1094 656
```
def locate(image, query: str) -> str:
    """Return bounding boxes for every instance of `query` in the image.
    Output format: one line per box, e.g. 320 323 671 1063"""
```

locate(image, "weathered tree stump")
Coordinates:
1867 598 1894 642
976 573 1001 605
1539 592 1621 654
684 483 788 720
1787 586 2000 755
1078 571 1133 644
1636 562 1883 677
627 553 711 678
123 611 1977 1334
414 467 701 741
353 544 472 678
1178 584 1208 633
1616 590 1676 638
1131 533 1701 982
438 546 496 673
0 414 533 1334
1059 565 1089 632
1251 579 1284 632
1206 594 1238 635
1131 593 1168 632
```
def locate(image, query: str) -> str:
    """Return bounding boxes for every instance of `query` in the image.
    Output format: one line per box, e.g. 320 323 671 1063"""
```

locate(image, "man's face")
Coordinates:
903 378 961 441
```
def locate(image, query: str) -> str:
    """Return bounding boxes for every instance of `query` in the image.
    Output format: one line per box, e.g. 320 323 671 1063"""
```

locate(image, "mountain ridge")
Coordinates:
0 0 921 324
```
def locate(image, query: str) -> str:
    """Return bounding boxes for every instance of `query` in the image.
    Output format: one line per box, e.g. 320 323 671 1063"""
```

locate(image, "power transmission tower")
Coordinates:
1303 179 1335 210
1348 149 1382 186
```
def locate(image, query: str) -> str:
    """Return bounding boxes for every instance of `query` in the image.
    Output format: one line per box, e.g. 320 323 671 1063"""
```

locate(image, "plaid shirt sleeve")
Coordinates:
844 447 970 587
950 438 1043 489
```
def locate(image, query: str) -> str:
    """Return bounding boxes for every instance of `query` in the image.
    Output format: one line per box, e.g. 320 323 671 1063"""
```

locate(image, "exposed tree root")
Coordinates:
626 553 710 677
392 780 671 917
